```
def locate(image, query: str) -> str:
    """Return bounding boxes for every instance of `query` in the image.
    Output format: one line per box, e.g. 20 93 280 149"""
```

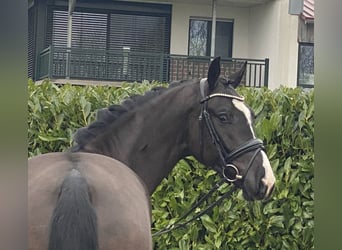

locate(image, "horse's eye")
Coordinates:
218 113 233 123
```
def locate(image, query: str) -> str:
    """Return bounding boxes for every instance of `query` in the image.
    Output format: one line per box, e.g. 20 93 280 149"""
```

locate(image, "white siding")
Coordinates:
249 0 298 89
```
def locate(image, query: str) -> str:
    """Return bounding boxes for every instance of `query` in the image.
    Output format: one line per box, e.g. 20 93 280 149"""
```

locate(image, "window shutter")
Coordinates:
51 10 68 48
72 12 108 49
46 5 171 81
108 13 169 53
50 10 108 49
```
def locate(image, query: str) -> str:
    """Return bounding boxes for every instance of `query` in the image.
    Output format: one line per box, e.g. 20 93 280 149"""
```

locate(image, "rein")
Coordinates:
152 178 237 237
152 79 265 237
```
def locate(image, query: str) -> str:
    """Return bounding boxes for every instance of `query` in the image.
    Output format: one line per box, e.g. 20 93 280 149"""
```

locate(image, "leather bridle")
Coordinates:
198 78 265 183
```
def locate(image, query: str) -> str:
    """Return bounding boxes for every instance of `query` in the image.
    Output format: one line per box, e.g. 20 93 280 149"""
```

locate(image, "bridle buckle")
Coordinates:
222 164 243 182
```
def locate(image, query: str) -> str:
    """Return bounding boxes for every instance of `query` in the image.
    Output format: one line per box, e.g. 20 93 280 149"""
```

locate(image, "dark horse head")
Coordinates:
187 57 275 200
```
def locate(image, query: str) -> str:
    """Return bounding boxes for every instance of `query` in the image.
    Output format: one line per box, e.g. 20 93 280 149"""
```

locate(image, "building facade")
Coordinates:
28 0 314 89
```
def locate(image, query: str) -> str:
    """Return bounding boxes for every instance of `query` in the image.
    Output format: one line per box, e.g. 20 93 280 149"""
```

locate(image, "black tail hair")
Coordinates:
48 169 98 250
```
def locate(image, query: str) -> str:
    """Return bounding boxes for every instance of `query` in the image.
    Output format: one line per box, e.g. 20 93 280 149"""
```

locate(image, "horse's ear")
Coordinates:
228 61 247 88
207 57 221 93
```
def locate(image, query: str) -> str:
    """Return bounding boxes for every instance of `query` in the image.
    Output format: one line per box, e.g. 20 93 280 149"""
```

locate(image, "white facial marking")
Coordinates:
232 99 256 138
232 99 276 197
261 151 276 197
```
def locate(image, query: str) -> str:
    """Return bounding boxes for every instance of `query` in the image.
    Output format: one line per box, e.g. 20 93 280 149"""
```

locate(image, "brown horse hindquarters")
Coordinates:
28 152 152 250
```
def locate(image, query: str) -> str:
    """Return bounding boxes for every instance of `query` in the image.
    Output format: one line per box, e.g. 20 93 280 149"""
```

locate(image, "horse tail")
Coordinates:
48 169 98 250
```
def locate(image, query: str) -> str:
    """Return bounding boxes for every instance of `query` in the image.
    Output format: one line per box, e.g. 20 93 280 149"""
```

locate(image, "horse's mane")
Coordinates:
72 80 192 150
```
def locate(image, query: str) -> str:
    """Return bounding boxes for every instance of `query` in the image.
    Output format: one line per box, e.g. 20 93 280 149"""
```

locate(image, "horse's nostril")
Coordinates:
258 179 275 200
263 184 275 200
259 181 267 196
268 184 275 197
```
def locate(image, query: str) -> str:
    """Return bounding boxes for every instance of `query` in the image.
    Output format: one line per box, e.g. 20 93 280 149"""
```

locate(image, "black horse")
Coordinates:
28 57 275 249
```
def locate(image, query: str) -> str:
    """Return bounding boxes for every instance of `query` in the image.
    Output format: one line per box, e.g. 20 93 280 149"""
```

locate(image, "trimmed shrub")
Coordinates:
28 80 313 249
28 79 164 156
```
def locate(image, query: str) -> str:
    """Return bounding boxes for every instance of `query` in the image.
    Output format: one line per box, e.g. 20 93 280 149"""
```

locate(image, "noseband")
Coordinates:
199 78 265 183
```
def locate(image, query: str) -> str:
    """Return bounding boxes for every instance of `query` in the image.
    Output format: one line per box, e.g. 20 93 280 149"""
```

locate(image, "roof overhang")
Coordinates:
300 0 314 23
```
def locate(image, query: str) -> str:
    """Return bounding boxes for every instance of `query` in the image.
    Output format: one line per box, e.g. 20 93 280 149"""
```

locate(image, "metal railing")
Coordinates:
37 46 269 87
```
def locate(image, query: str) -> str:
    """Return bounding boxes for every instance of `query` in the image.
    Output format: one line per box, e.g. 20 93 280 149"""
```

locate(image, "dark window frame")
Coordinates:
297 42 314 88
187 17 234 58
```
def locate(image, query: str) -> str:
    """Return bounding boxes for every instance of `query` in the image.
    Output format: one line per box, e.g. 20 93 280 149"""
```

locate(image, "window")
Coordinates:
188 18 233 58
298 43 314 87
48 9 171 81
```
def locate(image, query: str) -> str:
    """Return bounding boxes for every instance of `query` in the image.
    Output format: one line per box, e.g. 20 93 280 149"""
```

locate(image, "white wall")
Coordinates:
249 0 298 89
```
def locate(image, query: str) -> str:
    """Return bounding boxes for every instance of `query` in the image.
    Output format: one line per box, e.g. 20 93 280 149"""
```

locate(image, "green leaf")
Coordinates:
178 238 189 250
298 110 306 129
261 119 272 142
55 113 65 129
38 134 68 142
214 237 222 249
266 144 277 159
84 102 91 118
254 102 264 116
283 157 293 183
200 214 217 233
269 111 282 129
269 215 284 229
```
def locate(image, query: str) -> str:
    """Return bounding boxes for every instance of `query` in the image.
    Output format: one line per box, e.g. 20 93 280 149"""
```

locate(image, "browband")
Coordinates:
199 78 245 103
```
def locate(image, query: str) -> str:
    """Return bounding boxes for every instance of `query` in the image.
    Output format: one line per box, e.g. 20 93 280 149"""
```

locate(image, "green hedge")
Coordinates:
28 80 314 249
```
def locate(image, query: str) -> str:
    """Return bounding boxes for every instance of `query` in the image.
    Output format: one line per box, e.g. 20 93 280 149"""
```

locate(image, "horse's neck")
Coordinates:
85 83 199 194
